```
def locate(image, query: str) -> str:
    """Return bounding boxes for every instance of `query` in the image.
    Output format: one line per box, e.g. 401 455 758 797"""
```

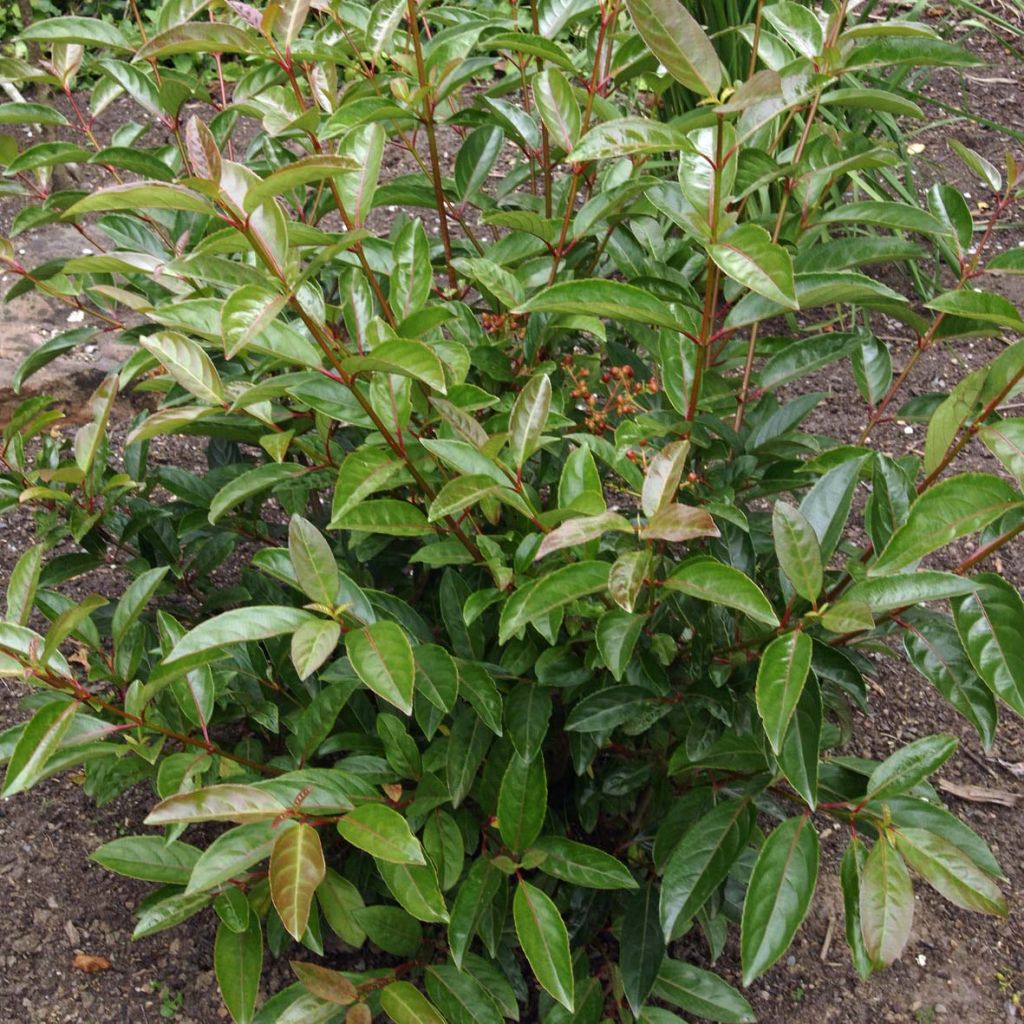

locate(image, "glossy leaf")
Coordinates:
872 474 1021 574
953 574 1024 718
740 816 819 984
664 558 779 627
530 836 637 890
508 373 552 472
498 753 547 851
756 631 812 754
381 981 447 1024
894 827 1005 916
660 799 755 940
513 879 575 1012
215 916 262 1024
91 836 201 886
653 960 755 1023
708 224 797 308
337 804 425 865
289 514 339 607
859 839 914 969
772 502 823 602
517 279 678 329
621 882 664 1014
866 734 958 802
624 0 723 97
346 622 415 715
499 561 610 643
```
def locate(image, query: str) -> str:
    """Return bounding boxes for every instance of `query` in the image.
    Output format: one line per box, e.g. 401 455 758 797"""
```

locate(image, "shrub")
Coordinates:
1 1 1022 1021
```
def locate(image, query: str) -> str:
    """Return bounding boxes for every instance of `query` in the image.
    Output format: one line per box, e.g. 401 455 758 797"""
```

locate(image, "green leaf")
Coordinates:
624 0 723 97
708 224 797 308
20 16 130 49
289 514 339 607
426 964 503 1024
446 708 492 809
186 821 289 895
155 606 315 681
377 858 450 924
530 836 637 890
845 571 976 612
135 22 256 59
509 373 552 472
867 734 958 801
840 839 874 980
504 684 552 762
336 124 386 227
660 799 755 941
134 891 211 940
112 567 169 644
517 279 678 329
6 544 43 626
332 498 435 536
389 219 433 320
621 882 664 1014
337 804 425 865
818 201 951 236
565 685 655 733
927 288 1024 330
793 459 862 565
569 117 690 162
894 828 1005 916
447 856 503 969
859 839 914 969
904 610 997 749
980 419 1024 483
596 609 646 682
777 674 822 809
499 561 610 643
872 473 1021 574
381 981 447 1024
346 621 415 715
357 905 422 956
952 574 1024 718
740 816 819 985
756 631 812 754
91 836 201 885
65 181 215 217
290 619 341 681
536 512 634 560
2 700 78 797
773 502 823 602
0 102 69 126
513 879 575 1012
141 330 223 405
146 785 288 825
74 374 118 476
534 68 580 152
317 868 366 946
209 464 307 524
653 959 755 1023
365 0 406 64
882 796 1002 879
498 753 547 852
664 558 779 627
215 916 262 1024
243 155 360 211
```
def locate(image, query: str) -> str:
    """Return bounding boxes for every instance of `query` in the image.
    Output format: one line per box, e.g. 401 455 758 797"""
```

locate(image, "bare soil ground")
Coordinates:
2 6 1024 1024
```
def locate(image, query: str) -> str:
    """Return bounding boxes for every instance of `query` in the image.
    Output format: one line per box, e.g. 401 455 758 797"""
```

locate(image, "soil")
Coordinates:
2 5 1024 1024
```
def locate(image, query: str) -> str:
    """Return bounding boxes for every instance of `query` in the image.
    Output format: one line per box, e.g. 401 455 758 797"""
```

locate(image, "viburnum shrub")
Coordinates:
2 0 1024 1021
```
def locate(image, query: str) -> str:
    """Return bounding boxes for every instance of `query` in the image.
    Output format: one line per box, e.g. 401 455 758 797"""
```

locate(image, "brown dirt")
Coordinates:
2 6 1024 1024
